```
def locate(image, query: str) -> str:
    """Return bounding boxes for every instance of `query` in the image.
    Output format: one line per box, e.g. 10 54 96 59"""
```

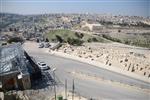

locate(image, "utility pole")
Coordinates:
72 79 75 100
79 93 81 100
52 68 57 100
65 79 67 100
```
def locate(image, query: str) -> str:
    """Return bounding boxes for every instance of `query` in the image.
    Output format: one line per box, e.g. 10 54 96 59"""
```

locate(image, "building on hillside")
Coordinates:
0 43 41 91
81 22 104 32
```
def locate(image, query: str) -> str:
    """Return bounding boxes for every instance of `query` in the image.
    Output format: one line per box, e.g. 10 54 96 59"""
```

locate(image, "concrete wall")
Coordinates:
22 73 31 89
0 92 4 100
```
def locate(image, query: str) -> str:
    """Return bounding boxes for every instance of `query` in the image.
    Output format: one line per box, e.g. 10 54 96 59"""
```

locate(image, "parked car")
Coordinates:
38 43 44 48
44 42 50 48
37 62 50 71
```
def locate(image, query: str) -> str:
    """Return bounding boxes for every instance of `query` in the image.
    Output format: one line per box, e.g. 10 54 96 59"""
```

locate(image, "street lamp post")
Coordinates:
65 79 67 100
72 79 75 100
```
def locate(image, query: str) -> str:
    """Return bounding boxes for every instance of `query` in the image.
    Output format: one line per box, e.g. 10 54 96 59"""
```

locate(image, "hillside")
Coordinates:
102 32 150 48
45 29 110 43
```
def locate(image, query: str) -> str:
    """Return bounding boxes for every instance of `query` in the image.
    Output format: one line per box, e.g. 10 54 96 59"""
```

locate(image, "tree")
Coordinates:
7 37 24 44
36 38 40 43
75 32 80 38
67 38 83 46
102 34 122 43
87 37 98 42
87 38 92 42
80 33 84 38
9 28 13 31
55 35 63 43
45 38 49 42
75 32 84 39
92 37 98 42
118 29 121 33
124 40 130 44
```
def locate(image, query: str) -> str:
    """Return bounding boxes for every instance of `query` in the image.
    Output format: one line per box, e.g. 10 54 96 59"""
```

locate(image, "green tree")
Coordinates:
67 38 83 46
92 37 98 42
55 35 63 43
45 38 49 42
7 37 24 44
75 32 84 39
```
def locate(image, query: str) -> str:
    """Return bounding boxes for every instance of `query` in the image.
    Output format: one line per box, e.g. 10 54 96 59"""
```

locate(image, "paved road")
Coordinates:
24 43 150 100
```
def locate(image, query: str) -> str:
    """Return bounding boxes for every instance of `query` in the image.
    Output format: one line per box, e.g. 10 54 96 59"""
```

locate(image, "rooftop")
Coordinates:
0 43 28 76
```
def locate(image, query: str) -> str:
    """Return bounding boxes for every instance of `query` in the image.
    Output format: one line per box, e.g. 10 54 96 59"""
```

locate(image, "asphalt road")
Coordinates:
24 44 150 100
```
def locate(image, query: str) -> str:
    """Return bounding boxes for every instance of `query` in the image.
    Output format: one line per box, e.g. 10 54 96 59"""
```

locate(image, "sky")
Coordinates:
0 0 149 17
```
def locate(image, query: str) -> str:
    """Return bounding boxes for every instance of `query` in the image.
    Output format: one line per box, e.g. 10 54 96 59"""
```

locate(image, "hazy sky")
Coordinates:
0 0 149 17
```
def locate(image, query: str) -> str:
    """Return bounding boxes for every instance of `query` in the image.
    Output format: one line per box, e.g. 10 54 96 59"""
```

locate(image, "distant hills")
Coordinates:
1 13 150 30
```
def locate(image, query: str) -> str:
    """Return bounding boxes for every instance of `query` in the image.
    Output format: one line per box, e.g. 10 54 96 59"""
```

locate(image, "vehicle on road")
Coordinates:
37 62 50 71
44 42 50 48
38 43 44 48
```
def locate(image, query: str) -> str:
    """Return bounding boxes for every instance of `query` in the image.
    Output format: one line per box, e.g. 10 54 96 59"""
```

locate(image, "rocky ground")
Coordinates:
57 42 150 78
